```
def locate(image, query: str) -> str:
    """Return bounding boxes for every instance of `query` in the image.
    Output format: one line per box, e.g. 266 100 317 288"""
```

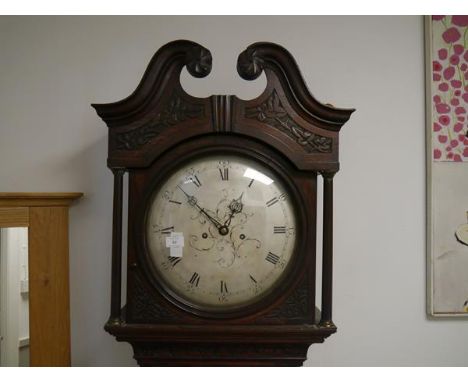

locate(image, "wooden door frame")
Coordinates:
0 193 82 366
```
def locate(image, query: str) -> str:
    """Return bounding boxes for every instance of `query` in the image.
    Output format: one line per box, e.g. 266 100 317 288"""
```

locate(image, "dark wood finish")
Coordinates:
319 171 336 327
110 168 125 323
128 135 315 321
92 40 354 366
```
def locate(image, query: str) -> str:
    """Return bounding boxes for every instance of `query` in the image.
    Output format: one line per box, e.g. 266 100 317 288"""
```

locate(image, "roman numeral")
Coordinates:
169 200 182 205
189 272 200 287
158 226 174 235
191 175 202 187
248 178 254 188
167 256 181 267
266 197 279 207
249 274 257 284
220 280 228 294
265 252 280 265
219 168 229 181
273 226 286 234
266 193 285 207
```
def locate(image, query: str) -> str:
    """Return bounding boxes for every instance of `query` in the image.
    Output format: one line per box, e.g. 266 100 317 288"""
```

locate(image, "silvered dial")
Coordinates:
146 155 297 310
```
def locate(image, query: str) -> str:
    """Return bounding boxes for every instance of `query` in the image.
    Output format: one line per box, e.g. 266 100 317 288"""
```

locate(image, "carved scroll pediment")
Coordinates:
245 91 332 153
92 40 354 170
237 42 355 131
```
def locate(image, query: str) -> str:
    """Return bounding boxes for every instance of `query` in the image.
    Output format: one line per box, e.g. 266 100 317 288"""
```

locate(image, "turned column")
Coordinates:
319 171 336 328
109 168 125 323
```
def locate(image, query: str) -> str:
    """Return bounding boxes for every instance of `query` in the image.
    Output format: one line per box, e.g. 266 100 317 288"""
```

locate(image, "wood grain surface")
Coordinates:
28 206 71 366
0 207 29 227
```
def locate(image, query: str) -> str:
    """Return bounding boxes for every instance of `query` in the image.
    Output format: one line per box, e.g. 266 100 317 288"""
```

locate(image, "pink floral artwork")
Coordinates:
431 16 468 162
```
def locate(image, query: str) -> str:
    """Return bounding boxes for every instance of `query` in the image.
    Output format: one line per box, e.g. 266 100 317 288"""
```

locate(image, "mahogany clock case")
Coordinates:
92 40 354 366
130 134 317 321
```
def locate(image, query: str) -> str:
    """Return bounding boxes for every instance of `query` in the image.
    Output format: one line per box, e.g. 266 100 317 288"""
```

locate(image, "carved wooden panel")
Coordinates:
245 90 333 154
127 267 314 325
93 41 353 171
128 272 178 323
115 92 205 150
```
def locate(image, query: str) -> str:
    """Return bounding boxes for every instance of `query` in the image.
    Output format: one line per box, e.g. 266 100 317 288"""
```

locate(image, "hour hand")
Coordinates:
224 192 244 226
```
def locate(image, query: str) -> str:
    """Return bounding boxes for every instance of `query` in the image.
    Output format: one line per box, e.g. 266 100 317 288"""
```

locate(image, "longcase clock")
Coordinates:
92 40 354 366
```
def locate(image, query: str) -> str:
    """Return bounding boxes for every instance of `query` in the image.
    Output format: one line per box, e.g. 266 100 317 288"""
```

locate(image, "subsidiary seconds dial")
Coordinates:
146 155 297 310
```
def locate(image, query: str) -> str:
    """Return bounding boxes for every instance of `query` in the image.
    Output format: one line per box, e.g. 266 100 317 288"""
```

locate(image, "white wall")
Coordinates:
0 16 466 366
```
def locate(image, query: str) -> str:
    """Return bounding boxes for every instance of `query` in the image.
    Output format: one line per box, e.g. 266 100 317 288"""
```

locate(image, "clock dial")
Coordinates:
146 155 297 310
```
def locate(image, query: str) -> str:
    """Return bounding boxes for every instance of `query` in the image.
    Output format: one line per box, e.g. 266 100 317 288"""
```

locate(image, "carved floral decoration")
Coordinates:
245 91 332 153
116 94 204 150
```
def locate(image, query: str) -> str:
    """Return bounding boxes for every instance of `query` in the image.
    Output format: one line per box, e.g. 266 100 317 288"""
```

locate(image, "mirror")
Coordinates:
0 227 29 367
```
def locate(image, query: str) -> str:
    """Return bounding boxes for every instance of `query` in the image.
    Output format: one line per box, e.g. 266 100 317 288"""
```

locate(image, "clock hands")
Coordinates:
177 185 225 233
177 185 198 207
177 180 263 273
201 210 224 231
224 192 244 227
177 186 247 239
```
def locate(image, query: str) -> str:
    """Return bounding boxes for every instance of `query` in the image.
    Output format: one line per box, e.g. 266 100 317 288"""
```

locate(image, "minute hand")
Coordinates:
177 185 223 229
196 205 223 229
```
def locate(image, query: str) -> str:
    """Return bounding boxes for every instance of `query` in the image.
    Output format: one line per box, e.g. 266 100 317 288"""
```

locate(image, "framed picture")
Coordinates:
425 15 468 317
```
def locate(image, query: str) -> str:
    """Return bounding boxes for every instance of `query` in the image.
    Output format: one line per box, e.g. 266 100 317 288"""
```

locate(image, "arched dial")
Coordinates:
146 155 297 310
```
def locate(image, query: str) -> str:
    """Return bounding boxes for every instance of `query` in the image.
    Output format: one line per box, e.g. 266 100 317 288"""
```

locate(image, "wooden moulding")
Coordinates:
0 192 83 207
0 192 83 366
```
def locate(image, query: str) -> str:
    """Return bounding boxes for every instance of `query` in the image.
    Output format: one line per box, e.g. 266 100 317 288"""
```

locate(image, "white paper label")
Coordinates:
165 232 184 257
